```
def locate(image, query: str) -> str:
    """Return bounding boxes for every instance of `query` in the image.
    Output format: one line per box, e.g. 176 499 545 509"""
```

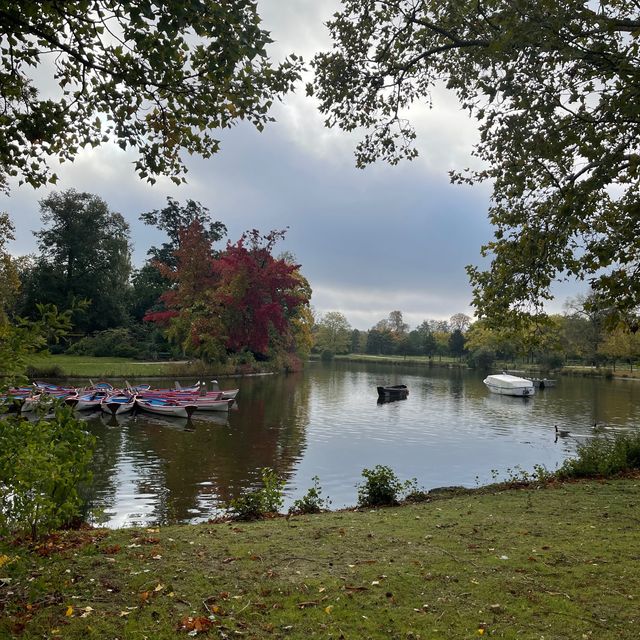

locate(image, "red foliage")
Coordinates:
142 309 179 324
211 230 308 355
145 224 310 358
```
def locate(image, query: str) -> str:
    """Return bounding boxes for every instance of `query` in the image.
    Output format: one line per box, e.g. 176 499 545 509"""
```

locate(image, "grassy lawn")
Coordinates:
334 354 464 366
1 479 639 639
24 355 254 380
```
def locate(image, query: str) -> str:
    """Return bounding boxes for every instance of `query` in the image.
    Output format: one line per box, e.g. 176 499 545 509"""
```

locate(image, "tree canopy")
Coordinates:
0 0 301 190
311 1 640 328
19 189 132 332
145 225 312 363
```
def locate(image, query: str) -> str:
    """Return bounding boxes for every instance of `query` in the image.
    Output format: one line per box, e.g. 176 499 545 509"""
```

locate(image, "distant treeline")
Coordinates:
312 307 640 371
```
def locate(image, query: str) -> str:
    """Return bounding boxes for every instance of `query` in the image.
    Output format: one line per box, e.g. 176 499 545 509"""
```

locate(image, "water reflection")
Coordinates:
79 365 640 527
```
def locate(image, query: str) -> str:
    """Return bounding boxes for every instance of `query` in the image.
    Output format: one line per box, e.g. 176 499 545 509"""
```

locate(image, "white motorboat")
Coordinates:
483 374 535 397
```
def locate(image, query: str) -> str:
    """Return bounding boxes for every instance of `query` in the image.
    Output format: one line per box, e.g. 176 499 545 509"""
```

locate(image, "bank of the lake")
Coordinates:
26 353 640 382
332 353 640 381
24 354 275 380
1 478 638 639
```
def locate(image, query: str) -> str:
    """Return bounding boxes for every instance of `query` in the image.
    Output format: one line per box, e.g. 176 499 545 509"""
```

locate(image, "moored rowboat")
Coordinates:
101 393 136 415
136 397 198 419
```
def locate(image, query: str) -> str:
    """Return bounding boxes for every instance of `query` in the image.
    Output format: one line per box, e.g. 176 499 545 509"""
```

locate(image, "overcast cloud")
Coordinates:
0 0 583 330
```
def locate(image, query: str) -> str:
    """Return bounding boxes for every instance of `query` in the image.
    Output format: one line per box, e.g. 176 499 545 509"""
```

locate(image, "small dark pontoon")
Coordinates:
377 384 409 401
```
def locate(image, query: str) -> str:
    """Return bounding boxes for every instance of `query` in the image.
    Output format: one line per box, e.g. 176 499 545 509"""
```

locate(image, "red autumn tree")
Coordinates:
145 224 311 362
212 229 310 357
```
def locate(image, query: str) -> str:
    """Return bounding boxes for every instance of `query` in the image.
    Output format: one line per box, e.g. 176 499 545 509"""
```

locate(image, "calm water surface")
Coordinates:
82 362 640 527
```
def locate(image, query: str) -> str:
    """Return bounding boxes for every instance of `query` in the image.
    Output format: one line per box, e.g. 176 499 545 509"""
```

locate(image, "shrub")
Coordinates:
25 363 64 379
226 468 285 521
557 431 640 479
289 476 331 515
320 349 334 362
0 405 95 539
468 347 495 370
539 352 564 370
357 465 416 508
67 328 139 358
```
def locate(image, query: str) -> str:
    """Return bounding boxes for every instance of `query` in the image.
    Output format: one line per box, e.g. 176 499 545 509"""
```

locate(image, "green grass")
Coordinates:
24 354 266 380
334 354 465 366
2 479 640 639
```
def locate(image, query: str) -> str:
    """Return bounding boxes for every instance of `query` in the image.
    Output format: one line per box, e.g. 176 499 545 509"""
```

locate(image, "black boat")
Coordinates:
377 384 409 400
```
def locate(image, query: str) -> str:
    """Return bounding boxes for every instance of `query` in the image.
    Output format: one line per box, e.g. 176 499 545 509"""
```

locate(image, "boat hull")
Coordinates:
484 375 535 397
136 399 197 419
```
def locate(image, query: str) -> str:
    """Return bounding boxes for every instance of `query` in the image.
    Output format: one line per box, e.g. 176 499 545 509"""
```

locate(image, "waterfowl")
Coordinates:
555 425 570 438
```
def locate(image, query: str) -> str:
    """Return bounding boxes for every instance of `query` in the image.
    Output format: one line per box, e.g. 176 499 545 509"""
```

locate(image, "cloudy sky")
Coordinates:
0 0 583 330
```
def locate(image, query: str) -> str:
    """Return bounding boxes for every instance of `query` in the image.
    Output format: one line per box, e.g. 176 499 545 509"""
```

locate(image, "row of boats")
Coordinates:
2 380 239 419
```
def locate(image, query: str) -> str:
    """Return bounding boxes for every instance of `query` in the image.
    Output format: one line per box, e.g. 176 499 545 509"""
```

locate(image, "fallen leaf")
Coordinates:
154 583 165 592
324 605 333 614
65 606 73 617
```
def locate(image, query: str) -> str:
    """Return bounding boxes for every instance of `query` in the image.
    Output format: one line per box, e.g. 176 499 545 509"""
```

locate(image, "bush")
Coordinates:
226 468 285 520
356 465 417 508
0 405 95 539
468 347 495 370
320 349 334 362
67 328 139 358
289 476 331 515
557 431 640 479
25 363 64 379
539 352 564 370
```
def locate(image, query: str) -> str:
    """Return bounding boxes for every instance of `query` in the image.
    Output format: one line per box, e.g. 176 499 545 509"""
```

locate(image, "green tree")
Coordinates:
561 294 608 365
415 321 437 357
19 190 132 332
0 213 20 323
315 311 352 355
312 1 640 325
133 197 227 321
448 329 466 359
140 197 227 267
0 1 301 190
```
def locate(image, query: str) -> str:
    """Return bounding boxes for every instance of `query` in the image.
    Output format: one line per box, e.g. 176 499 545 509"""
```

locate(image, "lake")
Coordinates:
82 362 640 527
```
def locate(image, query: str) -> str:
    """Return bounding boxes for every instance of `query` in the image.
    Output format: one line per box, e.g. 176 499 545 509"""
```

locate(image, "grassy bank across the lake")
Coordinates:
2 478 639 639
24 354 274 380
332 353 640 380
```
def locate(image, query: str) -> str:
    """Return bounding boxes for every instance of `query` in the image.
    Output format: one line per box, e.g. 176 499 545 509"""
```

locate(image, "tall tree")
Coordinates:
315 311 352 354
387 310 409 336
140 197 227 267
448 329 466 359
213 230 311 357
0 214 20 324
145 225 311 362
20 190 132 332
133 198 226 321
0 1 301 191
450 313 472 333
312 1 640 326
